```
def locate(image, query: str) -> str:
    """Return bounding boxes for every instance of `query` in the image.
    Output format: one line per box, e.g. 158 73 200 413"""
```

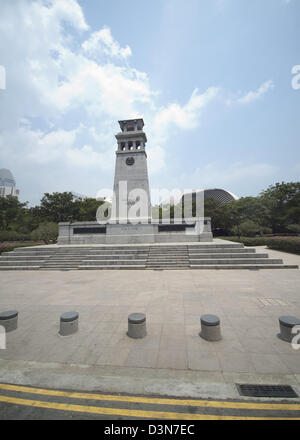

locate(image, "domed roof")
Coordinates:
0 169 16 187
181 188 239 206
203 188 238 205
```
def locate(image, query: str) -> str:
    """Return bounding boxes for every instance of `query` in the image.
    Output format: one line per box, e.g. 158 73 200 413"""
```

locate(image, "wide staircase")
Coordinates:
0 242 298 270
146 246 190 270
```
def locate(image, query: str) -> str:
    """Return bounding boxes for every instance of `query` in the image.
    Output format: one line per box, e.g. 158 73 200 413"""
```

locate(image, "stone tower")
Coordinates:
113 119 152 223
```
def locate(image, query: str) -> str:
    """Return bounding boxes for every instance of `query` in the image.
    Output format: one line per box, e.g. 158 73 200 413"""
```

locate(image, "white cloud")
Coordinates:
178 162 278 191
0 0 223 205
48 0 89 31
0 0 279 205
226 80 274 106
0 0 155 202
82 27 132 59
152 87 220 144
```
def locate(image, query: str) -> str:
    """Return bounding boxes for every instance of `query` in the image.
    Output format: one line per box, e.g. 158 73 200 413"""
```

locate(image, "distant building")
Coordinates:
0 169 20 199
181 188 238 206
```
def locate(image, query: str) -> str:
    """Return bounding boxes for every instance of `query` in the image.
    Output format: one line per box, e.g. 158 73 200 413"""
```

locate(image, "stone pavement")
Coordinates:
0 246 299 398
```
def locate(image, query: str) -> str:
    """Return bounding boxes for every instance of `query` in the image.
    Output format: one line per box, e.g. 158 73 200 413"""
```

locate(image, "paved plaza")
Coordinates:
0 245 299 389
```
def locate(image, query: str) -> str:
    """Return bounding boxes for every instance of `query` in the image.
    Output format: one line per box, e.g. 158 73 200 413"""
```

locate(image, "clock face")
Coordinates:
126 157 135 166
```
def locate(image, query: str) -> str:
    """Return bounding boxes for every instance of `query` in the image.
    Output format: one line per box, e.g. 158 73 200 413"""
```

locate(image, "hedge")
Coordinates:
266 238 300 255
219 236 269 246
0 231 32 242
220 236 300 254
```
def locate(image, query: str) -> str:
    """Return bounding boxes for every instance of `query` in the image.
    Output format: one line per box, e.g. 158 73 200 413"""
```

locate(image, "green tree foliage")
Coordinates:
77 197 105 222
0 192 106 242
0 196 27 230
31 222 58 244
286 224 300 234
39 193 105 223
232 220 261 237
203 183 300 236
0 182 299 242
40 192 79 223
260 182 300 232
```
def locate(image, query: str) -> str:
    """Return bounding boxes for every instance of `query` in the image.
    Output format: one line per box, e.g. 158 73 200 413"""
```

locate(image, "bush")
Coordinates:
220 236 300 254
0 230 32 241
286 224 300 235
266 238 300 255
232 220 261 237
0 230 20 241
220 236 268 246
31 222 58 244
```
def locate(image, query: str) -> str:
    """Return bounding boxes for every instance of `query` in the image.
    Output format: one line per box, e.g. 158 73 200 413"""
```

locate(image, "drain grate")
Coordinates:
256 297 287 306
237 384 298 398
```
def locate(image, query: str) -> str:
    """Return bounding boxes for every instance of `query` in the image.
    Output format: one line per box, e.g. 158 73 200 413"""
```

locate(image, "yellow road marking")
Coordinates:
0 394 299 420
0 383 300 412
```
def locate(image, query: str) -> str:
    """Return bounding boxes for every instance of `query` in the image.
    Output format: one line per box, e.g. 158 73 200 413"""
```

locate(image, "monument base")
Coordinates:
58 218 213 245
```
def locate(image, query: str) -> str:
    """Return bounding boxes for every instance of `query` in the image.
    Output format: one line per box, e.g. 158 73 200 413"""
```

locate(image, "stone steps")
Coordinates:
0 261 47 266
189 244 244 249
190 258 283 265
78 265 146 270
0 243 297 270
189 253 270 260
89 249 149 254
85 254 148 260
0 256 51 261
0 266 41 270
40 264 78 270
80 259 146 265
146 246 189 269
190 264 299 270
189 248 255 254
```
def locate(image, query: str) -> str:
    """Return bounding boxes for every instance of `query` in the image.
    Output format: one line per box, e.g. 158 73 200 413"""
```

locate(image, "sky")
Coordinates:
0 0 299 206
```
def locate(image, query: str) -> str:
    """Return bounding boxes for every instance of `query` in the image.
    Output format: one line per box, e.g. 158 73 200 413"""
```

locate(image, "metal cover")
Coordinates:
201 314 220 326
128 313 146 324
279 316 300 328
237 384 298 398
0 310 18 320
60 312 79 322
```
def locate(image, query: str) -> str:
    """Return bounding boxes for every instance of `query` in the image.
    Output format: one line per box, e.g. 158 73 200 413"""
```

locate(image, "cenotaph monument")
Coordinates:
58 119 212 244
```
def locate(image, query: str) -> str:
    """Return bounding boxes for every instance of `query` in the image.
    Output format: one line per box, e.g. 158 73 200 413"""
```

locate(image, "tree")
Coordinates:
31 222 58 244
260 182 300 233
232 220 260 237
0 196 27 230
203 198 220 219
286 224 300 235
40 192 80 223
77 198 105 221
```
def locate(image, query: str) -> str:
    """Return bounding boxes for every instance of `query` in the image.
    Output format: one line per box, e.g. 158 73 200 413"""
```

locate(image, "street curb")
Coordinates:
0 359 299 402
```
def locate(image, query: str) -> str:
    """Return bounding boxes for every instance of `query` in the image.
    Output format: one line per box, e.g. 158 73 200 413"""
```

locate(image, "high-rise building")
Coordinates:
0 169 20 198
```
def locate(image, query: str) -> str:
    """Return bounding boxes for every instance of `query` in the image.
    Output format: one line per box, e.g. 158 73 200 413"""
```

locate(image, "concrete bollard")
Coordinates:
127 313 147 339
0 311 18 332
200 314 222 341
278 316 300 343
59 312 79 336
